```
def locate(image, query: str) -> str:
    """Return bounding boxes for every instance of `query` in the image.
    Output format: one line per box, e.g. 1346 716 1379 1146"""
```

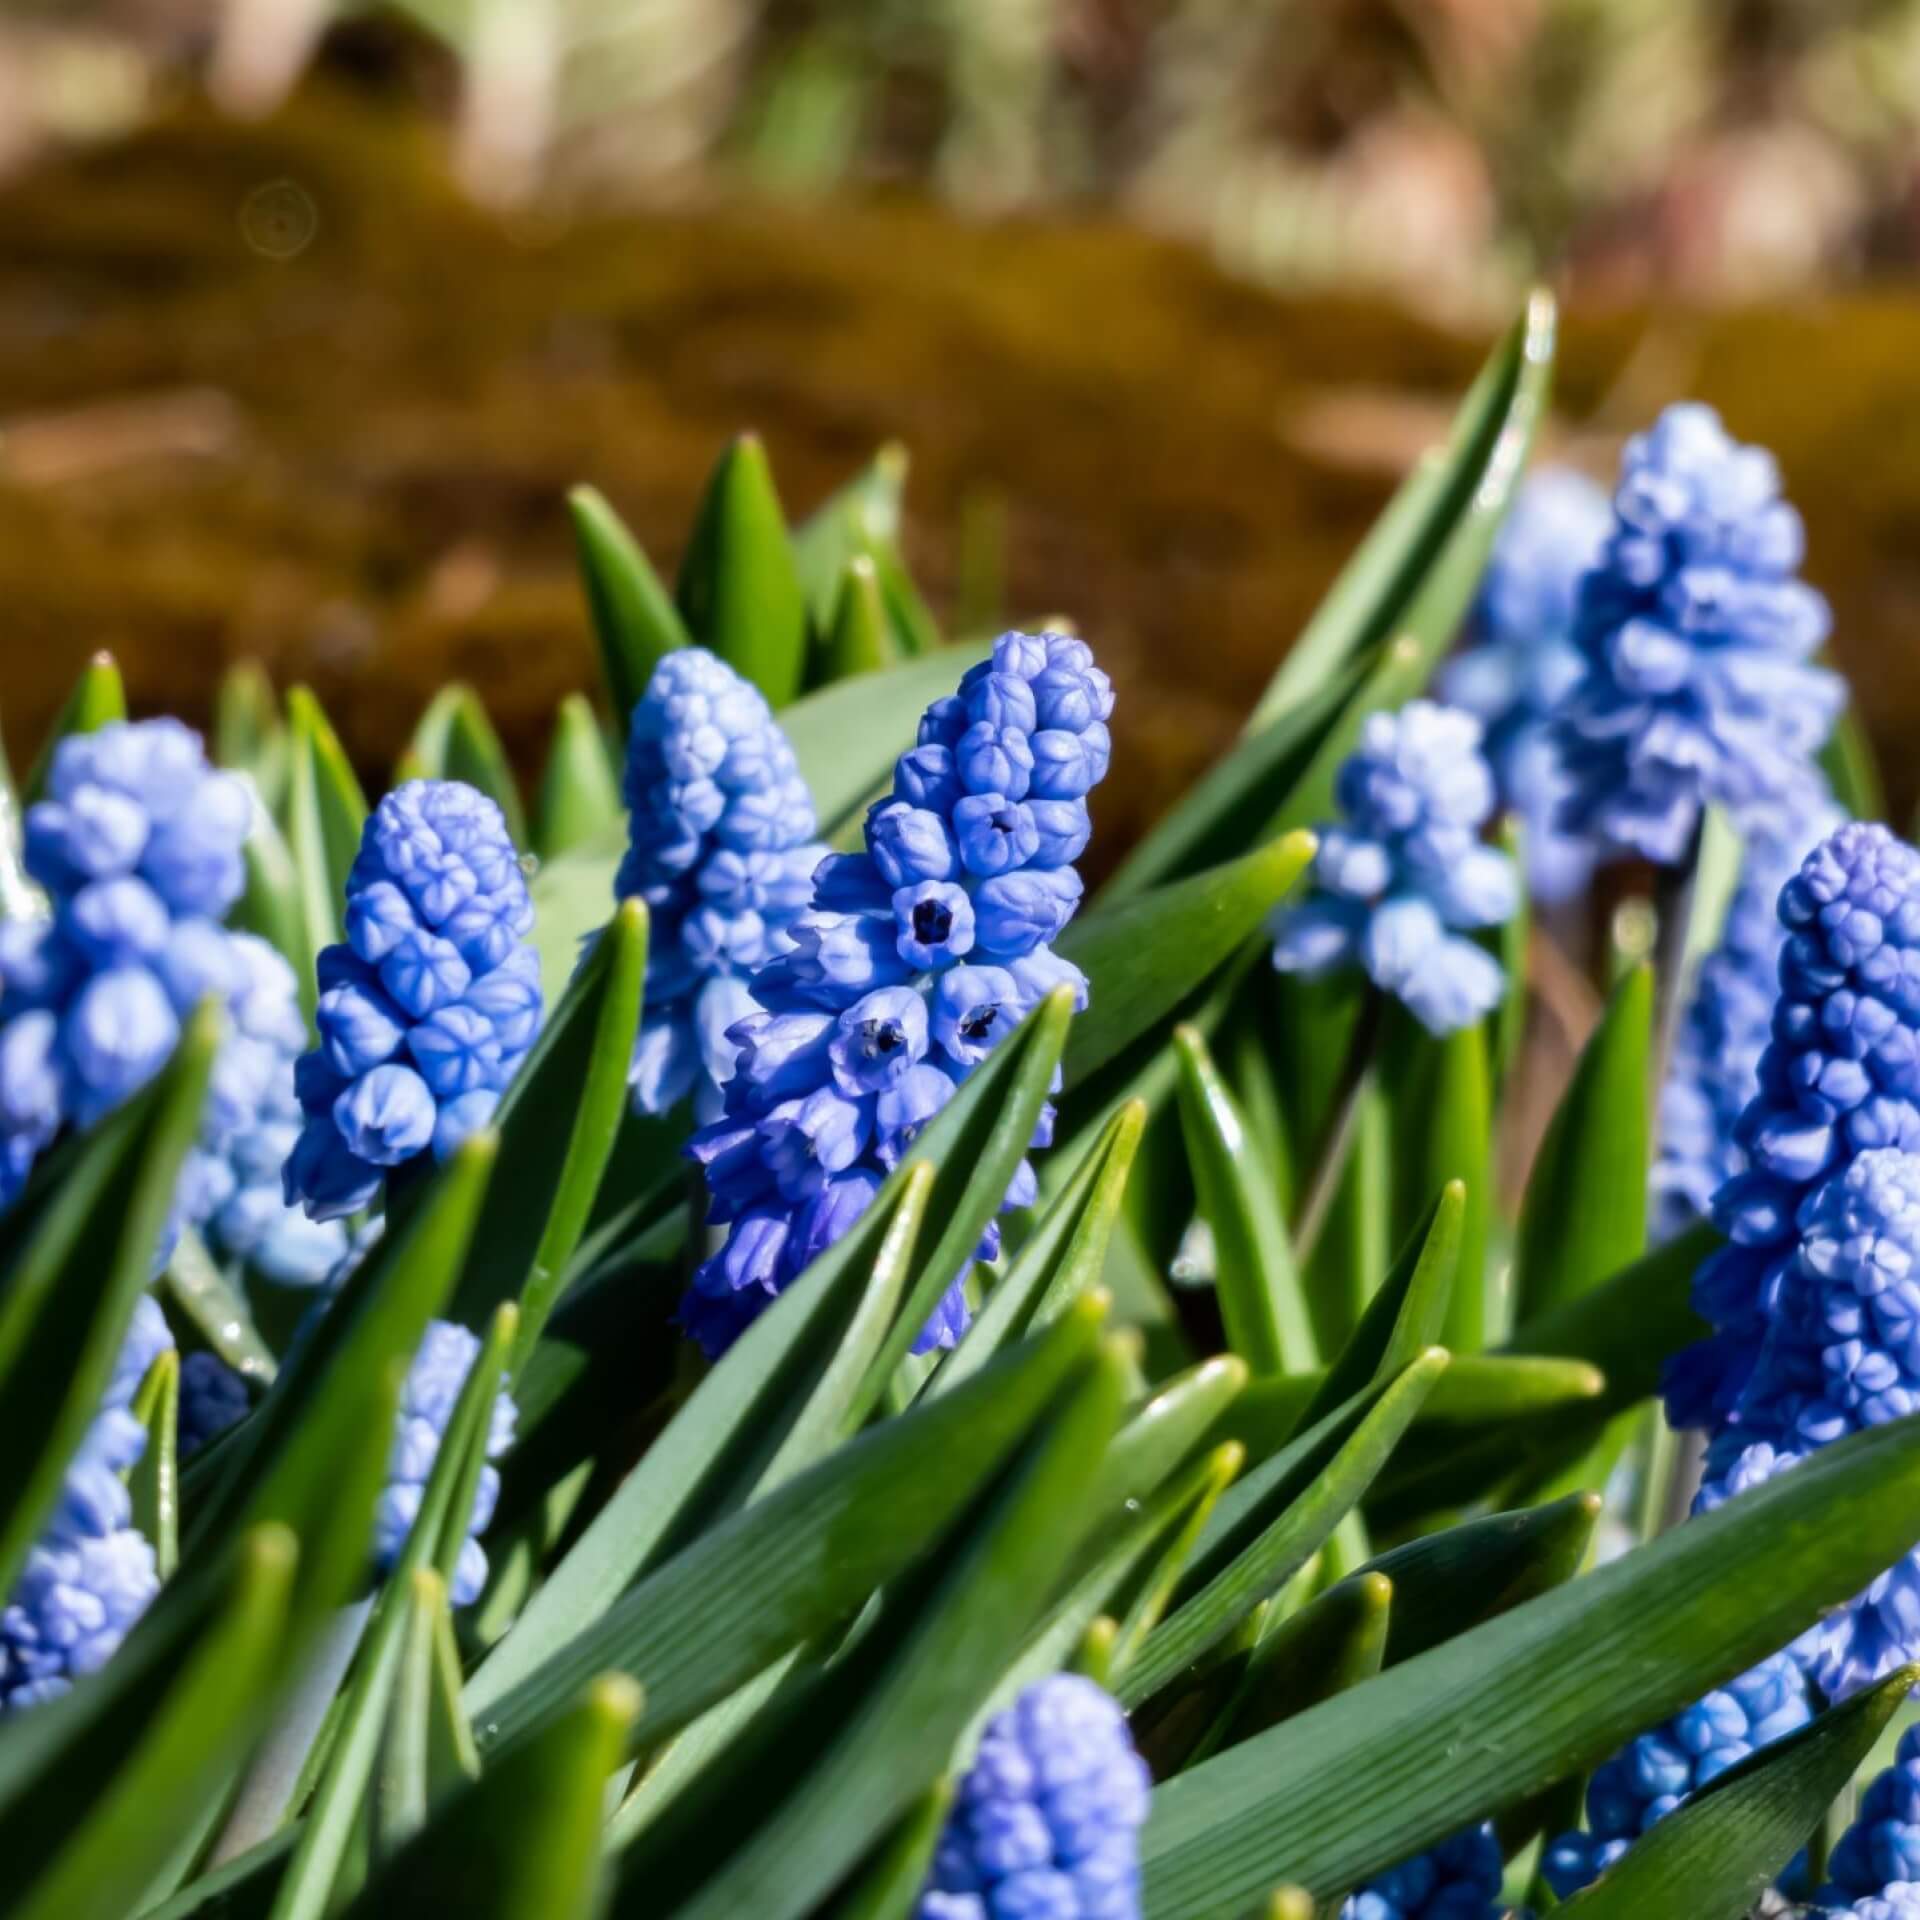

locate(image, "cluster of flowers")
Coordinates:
1555 402 1843 866
1541 1653 1812 1898
613 649 827 1118
0 1297 172 1711
1822 1726 1920 1918
683 631 1111 1357
918 1674 1149 1920
1338 1824 1504 1920
284 780 542 1220
1272 701 1518 1037
1439 467 1611 905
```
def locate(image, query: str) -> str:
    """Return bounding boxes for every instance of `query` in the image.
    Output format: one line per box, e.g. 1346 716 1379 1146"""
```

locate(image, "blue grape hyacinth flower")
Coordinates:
1540 1653 1812 1898
613 648 826 1118
683 630 1112 1358
1341 1823 1504 1920
1664 822 1920 1435
1823 1727 1920 1918
918 1673 1149 1920
179 1350 251 1459
0 1296 172 1712
375 1318 516 1607
1271 701 1518 1036
0 718 253 1214
1440 466 1611 904
1652 796 1846 1242
1557 402 1843 866
284 780 541 1222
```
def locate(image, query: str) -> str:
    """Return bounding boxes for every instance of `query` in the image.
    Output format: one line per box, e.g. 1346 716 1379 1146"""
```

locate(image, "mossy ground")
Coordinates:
1 85 1916 853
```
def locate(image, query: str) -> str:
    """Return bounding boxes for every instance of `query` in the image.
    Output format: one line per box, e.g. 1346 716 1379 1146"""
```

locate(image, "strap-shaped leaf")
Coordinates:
1173 1024 1315 1376
0 1525 296 1920
231 797 306 984
281 685 368 993
1092 1357 1249 1517
1384 1021 1490 1352
1120 1351 1446 1706
1058 833 1317 1094
0 999 217 1594
607 1340 1127 1920
790 443 908 628
1513 963 1651 1322
932 1099 1145 1394
372 1571 447 1858
569 483 691 728
266 1304 516 1920
1490 812 1529 1094
214 659 289 810
185 1134 496 1618
675 434 809 708
535 693 622 861
1559 1663 1916 1920
1139 1407 1920 1917
1249 295 1554 731
1362 1492 1600 1666
469 1295 1109 1753
129 1348 181 1579
21 648 126 805
1298 1181 1463 1437
341 1674 640 1920
816 554 897 682
446 898 646 1363
403 684 527 847
824 1779 954 1920
1821 702 1886 823
164 1228 277 1382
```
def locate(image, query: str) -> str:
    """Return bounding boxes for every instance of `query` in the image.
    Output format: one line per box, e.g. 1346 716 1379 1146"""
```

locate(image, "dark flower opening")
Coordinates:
960 1005 999 1042
912 899 953 944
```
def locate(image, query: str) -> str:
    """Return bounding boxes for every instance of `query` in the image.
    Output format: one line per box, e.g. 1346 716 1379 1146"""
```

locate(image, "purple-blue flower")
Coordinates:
1341 1823 1504 1920
917 1674 1148 1920
178 1350 251 1459
1556 403 1843 866
1653 796 1846 1242
1540 1653 1812 1899
284 780 541 1222
375 1318 516 1608
0 1296 172 1712
1823 1727 1920 1918
1271 701 1517 1036
684 631 1111 1359
1440 466 1612 904
1664 823 1920 1434
614 650 825 1117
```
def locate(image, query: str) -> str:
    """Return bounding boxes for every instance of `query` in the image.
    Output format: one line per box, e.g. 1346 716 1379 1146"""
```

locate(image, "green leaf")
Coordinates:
372 1571 447 1858
129 1348 181 1580
569 484 692 729
815 554 898 683
824 1779 955 1920
22 650 126 805
0 1000 217 1595
791 443 908 630
1247 293 1556 730
186 1134 496 1621
282 685 369 997
267 1304 517 1920
1298 1181 1463 1438
404 684 527 848
1120 1351 1447 1707
215 659 289 810
231 798 307 987
1198 1569 1394 1757
2 1526 297 1920
1059 834 1317 1095
932 1099 1146 1394
1362 1492 1601 1665
469 1296 1108 1758
676 434 809 707
1384 1019 1490 1352
447 898 646 1365
1093 1357 1250 1518
342 1673 639 1920
535 693 622 862
1138 1406 1920 1917
1173 1024 1315 1376
1490 811 1530 1095
1822 703 1886 825
162 1228 277 1385
1559 1664 1916 1920
607 1340 1127 1920
1512 963 1651 1323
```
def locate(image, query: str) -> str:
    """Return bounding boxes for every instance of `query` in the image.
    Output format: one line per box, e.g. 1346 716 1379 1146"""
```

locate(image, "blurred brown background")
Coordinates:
3 0 1920 849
